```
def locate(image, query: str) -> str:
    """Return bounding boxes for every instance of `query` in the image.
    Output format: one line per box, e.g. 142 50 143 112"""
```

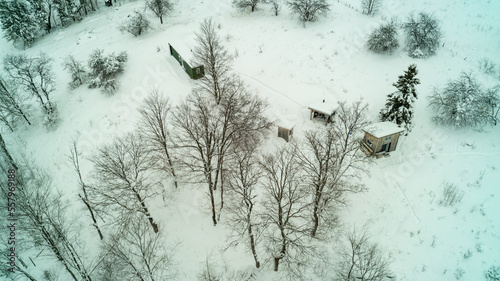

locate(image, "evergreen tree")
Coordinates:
0 0 40 46
379 64 420 134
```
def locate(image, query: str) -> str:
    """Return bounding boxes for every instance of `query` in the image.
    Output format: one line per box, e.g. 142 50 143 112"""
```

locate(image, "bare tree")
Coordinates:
403 12 442 58
8 154 93 280
63 55 87 89
67 138 104 240
0 77 31 131
260 145 311 272
137 89 178 188
336 229 395 281
3 53 56 117
287 0 330 24
146 0 173 24
226 140 263 268
98 218 175 281
233 0 260 12
88 133 161 233
172 81 271 226
120 10 150 37
192 18 232 104
298 101 369 238
172 91 219 225
269 0 282 16
366 21 399 54
428 72 500 128
361 0 381 15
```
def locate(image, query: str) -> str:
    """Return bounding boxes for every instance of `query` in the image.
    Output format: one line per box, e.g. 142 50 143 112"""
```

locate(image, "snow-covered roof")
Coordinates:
168 40 196 63
308 100 337 115
363 122 404 138
277 117 295 130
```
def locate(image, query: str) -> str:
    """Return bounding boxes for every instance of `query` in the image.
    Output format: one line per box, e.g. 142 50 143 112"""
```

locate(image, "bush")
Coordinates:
403 12 442 58
479 58 497 76
367 21 399 54
428 72 500 128
438 182 463 207
88 49 128 94
120 11 150 37
485 266 500 281
287 0 330 23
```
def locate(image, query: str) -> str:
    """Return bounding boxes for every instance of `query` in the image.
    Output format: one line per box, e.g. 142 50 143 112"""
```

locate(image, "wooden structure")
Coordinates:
361 122 404 158
277 121 295 142
168 43 205 79
308 100 337 124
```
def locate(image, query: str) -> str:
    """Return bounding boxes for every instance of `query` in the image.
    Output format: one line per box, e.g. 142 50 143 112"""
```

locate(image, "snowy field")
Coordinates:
1 0 500 280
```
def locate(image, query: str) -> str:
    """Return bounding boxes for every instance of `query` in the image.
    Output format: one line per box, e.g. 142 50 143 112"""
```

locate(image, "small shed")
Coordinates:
361 122 404 158
168 43 205 79
308 100 337 124
277 120 295 142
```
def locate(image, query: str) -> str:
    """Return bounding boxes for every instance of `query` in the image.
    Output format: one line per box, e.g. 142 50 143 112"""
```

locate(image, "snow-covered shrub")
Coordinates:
88 49 128 94
479 58 497 76
288 0 330 23
366 21 399 54
428 72 500 128
380 64 420 134
43 104 59 130
438 182 463 207
485 266 500 281
120 10 150 37
403 12 442 58
63 55 87 89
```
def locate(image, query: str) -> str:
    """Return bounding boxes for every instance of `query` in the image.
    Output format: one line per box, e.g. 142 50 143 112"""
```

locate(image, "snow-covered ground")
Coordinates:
2 0 499 280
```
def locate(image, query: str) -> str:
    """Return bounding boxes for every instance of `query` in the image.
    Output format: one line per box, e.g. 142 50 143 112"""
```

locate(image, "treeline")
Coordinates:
0 0 99 47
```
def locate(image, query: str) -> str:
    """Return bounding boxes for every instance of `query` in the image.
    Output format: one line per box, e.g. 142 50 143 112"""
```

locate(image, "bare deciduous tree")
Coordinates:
88 133 160 233
120 10 150 37
63 55 87 89
403 12 442 58
260 145 311 273
137 89 178 189
67 137 104 240
3 53 56 118
226 140 263 268
172 80 271 226
336 229 395 281
269 0 282 16
8 154 93 280
0 76 31 131
361 0 382 15
287 0 330 24
298 101 369 238
428 72 500 128
233 0 260 12
146 0 173 24
98 218 175 281
192 18 232 104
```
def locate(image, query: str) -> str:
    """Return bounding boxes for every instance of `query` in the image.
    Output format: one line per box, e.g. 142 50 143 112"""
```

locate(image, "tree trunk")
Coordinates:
134 191 159 233
79 194 103 240
247 210 260 268
160 15 163 24
162 143 177 188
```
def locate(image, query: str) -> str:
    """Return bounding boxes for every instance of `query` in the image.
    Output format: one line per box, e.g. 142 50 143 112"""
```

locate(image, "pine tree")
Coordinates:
0 0 40 47
379 64 420 134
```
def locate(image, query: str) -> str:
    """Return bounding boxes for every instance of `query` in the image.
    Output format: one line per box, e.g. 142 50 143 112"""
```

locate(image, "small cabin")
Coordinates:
308 100 337 124
277 121 295 142
168 43 205 79
361 122 404 158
